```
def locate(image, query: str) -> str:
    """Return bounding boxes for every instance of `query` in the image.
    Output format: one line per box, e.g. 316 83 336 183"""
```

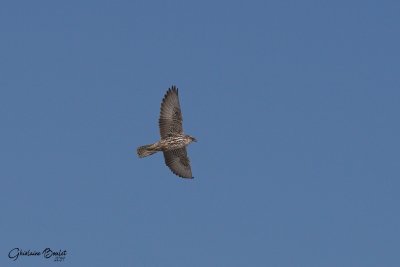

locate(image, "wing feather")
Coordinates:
159 86 183 138
163 148 193 178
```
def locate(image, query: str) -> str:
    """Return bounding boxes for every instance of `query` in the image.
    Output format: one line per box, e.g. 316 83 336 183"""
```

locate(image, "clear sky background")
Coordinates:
1 0 399 266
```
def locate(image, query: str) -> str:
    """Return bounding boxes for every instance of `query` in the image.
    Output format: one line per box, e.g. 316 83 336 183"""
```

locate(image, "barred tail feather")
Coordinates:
137 144 158 158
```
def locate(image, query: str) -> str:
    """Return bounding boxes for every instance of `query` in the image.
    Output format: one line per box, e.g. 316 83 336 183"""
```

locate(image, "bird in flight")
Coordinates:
137 85 196 178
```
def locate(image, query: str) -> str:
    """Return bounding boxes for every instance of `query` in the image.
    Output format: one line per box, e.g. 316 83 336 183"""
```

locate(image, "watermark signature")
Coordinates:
8 248 67 262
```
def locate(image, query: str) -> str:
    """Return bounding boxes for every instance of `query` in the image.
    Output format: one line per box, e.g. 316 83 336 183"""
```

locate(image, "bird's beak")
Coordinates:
193 138 197 142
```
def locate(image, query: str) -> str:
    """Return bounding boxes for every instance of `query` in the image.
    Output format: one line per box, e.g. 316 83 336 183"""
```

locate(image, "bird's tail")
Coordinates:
137 143 159 158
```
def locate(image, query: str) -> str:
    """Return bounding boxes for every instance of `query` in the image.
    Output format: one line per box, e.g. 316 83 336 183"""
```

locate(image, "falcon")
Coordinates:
137 85 196 178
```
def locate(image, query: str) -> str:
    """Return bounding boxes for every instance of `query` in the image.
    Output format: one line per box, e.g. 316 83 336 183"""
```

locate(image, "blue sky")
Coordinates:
1 0 399 266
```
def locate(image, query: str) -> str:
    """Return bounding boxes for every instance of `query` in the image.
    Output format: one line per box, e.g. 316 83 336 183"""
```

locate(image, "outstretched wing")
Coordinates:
159 86 183 139
163 148 193 178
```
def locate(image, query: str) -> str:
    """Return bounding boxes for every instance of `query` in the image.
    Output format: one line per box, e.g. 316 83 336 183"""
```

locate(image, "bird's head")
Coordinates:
189 135 197 142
